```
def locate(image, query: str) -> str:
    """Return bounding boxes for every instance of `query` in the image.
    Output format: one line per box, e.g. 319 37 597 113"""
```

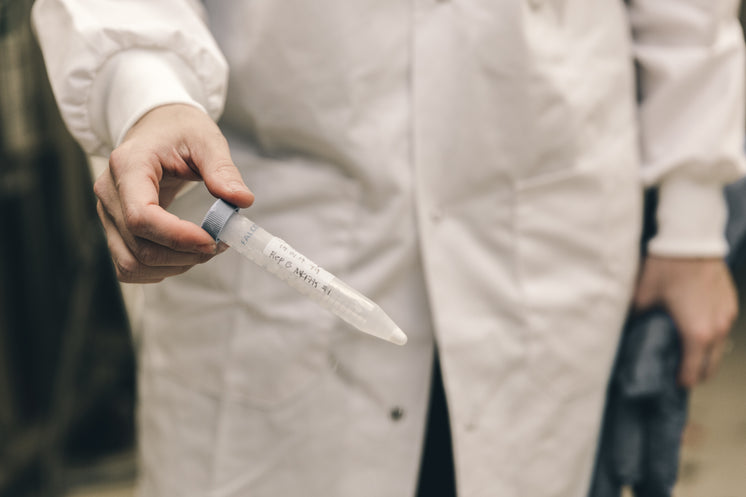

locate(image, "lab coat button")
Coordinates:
429 209 443 223
389 406 405 421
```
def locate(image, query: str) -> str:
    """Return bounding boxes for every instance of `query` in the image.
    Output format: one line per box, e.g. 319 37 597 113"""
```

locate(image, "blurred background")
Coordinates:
1 0 135 496
0 1 744 496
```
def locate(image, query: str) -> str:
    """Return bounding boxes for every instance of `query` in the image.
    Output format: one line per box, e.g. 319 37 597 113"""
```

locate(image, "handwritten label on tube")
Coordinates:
263 237 334 295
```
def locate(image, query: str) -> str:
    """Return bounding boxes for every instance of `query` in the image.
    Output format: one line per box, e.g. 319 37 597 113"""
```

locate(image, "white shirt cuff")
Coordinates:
648 176 729 258
88 49 208 151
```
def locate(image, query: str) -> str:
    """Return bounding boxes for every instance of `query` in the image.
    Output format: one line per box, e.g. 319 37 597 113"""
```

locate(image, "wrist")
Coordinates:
89 49 207 151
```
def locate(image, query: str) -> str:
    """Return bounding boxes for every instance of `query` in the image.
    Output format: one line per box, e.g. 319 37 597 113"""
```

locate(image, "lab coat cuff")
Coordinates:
647 177 729 258
88 49 208 150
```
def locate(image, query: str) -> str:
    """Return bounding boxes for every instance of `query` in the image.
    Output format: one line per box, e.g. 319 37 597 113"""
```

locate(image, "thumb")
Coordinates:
191 129 254 208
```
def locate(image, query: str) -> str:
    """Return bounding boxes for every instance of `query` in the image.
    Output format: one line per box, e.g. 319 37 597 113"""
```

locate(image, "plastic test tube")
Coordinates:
201 199 407 346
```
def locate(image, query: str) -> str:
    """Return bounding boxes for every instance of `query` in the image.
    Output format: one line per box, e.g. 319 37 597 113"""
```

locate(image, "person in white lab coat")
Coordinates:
32 1 744 496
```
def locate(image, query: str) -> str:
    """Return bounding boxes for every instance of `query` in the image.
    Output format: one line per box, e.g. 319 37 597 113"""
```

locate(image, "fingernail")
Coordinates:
229 181 249 193
198 242 218 255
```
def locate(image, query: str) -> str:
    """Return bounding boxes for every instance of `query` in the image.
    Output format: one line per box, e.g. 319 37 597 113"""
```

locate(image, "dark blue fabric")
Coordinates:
589 311 688 497
588 177 746 497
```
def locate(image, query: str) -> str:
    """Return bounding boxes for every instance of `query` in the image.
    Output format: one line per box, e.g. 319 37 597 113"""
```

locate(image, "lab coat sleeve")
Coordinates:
628 0 746 257
31 0 228 156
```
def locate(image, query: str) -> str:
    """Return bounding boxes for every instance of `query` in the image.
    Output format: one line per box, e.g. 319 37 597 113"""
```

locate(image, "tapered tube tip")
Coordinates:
390 327 408 346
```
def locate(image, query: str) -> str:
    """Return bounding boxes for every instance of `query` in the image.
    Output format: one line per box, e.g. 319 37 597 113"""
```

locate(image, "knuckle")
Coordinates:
115 269 135 283
108 146 129 172
686 325 712 347
714 318 733 339
113 254 141 283
93 174 115 204
212 159 237 178
123 206 148 234
685 318 732 348
132 241 158 266
93 176 105 199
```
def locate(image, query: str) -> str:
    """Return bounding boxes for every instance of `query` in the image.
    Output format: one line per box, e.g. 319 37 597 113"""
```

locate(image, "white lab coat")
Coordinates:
33 1 745 496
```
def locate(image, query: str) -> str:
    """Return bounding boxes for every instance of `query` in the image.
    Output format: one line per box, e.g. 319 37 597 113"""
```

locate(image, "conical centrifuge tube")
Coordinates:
201 199 407 346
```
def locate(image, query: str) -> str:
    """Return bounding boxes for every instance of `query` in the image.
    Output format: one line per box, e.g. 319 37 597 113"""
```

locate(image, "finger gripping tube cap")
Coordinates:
201 199 238 241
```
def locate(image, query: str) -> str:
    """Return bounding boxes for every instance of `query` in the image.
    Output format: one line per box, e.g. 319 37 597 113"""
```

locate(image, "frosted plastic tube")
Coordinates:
201 199 407 345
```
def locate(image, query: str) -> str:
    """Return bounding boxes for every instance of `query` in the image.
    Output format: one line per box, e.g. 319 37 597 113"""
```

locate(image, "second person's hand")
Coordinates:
633 255 738 388
94 103 254 283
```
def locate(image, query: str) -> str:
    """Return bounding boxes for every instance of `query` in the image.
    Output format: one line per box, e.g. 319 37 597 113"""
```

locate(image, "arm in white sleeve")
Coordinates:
31 0 228 156
628 0 746 257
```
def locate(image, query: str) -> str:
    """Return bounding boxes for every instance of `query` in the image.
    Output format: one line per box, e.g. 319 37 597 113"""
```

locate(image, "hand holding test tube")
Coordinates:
201 199 408 345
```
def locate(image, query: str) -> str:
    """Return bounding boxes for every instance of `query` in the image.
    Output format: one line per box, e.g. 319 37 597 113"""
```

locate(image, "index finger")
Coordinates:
678 333 708 388
116 159 217 254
